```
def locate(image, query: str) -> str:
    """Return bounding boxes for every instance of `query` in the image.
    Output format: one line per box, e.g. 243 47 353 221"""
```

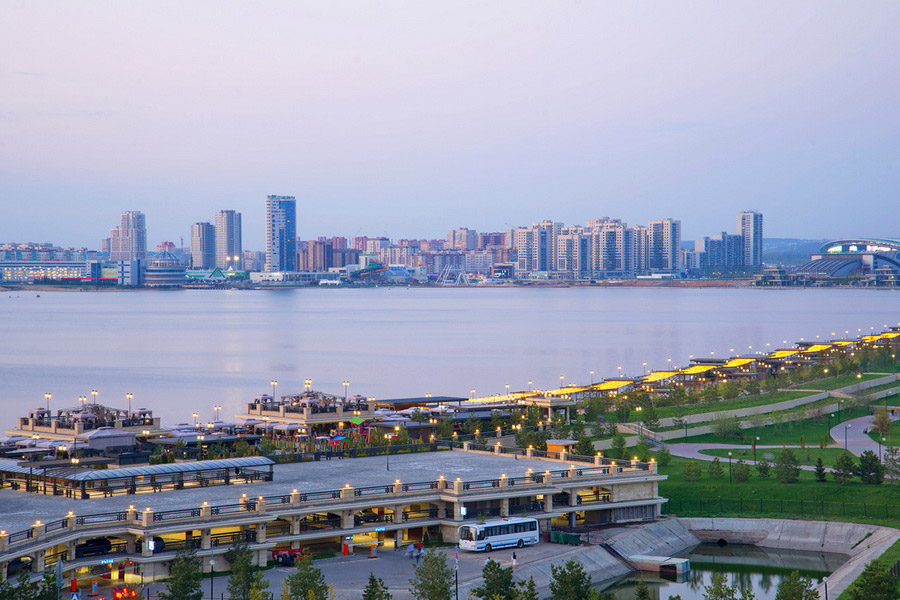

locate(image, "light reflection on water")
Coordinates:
0 287 896 425
600 544 846 600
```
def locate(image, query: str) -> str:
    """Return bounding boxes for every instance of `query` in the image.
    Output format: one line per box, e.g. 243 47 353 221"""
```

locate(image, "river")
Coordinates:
1 287 896 426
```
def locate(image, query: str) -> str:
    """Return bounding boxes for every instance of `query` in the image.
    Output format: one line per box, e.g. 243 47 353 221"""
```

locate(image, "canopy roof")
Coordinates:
0 456 274 482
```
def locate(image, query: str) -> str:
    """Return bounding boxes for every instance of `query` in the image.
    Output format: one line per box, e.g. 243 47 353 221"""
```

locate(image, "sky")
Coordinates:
2 1 899 250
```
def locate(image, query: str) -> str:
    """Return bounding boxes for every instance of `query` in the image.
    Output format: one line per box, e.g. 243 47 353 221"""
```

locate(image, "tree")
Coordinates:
282 554 330 600
463 413 481 434
472 559 515 600
855 450 884 484
409 550 453 600
872 406 892 436
549 559 592 600
774 448 800 484
635 579 651 600
814 458 827 482
158 547 204 600
641 406 660 430
573 436 595 457
682 459 702 482
635 436 651 462
847 559 899 600
756 458 771 478
883 446 900 484
710 414 741 440
258 438 277 458
832 452 856 484
362 572 392 600
708 458 725 479
250 581 274 600
609 433 626 459
774 570 819 600
733 459 751 482
656 445 672 467
703 572 737 600
515 577 540 600
226 543 265 600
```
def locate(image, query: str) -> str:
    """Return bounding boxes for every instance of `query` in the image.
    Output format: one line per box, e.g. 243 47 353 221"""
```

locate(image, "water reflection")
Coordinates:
600 544 845 600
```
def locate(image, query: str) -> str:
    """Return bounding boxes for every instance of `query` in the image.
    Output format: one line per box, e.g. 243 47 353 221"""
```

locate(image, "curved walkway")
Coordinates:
828 412 896 456
666 443 818 470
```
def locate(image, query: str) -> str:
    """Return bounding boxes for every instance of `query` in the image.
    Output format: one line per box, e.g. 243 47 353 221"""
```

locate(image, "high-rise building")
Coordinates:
190 222 215 269
737 211 764 267
109 211 147 261
694 232 743 268
648 219 681 272
214 210 242 269
265 195 297 272
632 226 650 274
447 228 477 250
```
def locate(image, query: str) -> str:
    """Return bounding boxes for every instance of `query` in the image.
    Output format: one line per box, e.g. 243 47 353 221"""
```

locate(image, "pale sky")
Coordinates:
2 1 899 249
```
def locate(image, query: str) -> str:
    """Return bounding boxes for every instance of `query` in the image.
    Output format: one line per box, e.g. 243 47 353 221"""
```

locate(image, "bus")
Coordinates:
457 517 540 552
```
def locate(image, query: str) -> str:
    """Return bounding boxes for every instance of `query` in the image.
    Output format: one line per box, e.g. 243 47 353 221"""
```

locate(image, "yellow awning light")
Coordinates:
593 380 631 391
723 358 755 368
642 371 678 383
800 344 832 354
769 350 798 359
680 365 716 375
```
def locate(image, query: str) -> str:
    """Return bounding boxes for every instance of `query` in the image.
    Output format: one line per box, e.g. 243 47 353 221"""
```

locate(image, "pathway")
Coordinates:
828 412 897 456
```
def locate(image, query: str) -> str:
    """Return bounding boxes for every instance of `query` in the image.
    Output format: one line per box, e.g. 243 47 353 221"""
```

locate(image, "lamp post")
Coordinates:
192 412 199 428
91 389 98 404
827 413 833 433
635 406 643 437
642 362 647 375
527 381 533 392
560 375 565 389
590 371 594 385
470 389 476 399
270 380 278 400
880 437 885 460
728 451 733 483
44 392 51 412
343 381 350 402
214 405 221 421
823 576 828 600
126 392 133 415
753 437 760 464
79 395 87 409
844 424 851 451
505 384 510 397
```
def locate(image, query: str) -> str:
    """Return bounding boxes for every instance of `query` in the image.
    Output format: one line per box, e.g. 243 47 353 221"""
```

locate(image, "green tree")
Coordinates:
708 457 725 479
774 448 800 484
814 458 827 482
847 559 899 600
226 543 264 600
549 559 592 600
515 577 540 600
635 436 651 462
710 414 741 440
158 547 203 600
463 414 481 434
609 433 626 460
883 446 900 483
635 579 651 600
472 559 515 600
756 458 771 478
233 439 252 457
832 452 855 484
409 550 453 600
573 436 595 457
656 445 672 467
774 570 819 600
640 406 660 430
733 459 751 482
703 572 737 600
258 438 277 458
872 406 892 436
249 581 274 600
436 419 454 438
362 572 392 600
682 459 702 482
282 554 330 600
855 450 884 484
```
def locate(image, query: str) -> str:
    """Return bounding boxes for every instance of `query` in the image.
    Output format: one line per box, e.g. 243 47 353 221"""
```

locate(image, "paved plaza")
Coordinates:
0 450 560 533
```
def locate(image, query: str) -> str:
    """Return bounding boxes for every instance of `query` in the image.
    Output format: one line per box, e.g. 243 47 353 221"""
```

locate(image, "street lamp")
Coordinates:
304 378 312 392
91 389 98 404
823 576 828 600
753 437 760 464
126 392 133 415
505 384 510 396
635 406 643 437
470 389 476 399
192 412 199 427
642 362 647 374
589 371 594 385
214 405 222 421
728 451 733 483
343 380 350 401
844 424 851 451
270 380 278 399
44 392 51 412
527 381 533 391
880 437 886 460
79 395 87 410
560 375 565 388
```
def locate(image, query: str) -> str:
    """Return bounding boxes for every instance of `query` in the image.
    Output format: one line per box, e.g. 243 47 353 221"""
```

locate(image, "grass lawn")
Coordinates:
671 405 872 446
606 391 815 425
868 428 898 448
854 381 900 396
657 455 900 528
700 446 848 467
797 373 882 391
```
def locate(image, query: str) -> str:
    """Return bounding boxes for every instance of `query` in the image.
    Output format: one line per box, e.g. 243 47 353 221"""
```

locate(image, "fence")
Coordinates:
663 497 900 521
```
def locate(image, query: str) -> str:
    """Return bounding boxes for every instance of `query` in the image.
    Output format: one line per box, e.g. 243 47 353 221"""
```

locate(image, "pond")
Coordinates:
599 543 847 600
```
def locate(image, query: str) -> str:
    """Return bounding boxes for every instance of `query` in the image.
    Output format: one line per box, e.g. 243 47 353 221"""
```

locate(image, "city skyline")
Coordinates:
3 3 899 247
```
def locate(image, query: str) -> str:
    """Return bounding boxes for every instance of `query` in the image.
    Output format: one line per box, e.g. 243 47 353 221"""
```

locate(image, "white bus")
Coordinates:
457 517 540 552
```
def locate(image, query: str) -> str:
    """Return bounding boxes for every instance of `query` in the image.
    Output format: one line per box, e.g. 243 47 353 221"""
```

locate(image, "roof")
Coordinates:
680 365 716 375
722 358 755 368
375 396 467 406
642 371 679 383
592 380 632 391
769 350 797 359
0 456 274 482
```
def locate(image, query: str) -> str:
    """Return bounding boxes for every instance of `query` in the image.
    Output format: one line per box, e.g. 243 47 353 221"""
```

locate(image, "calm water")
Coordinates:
602 543 844 600
0 287 896 426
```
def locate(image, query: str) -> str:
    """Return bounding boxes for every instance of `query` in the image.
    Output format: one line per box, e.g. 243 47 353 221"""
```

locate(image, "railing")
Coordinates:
664 497 900 520
153 508 201 522
162 538 202 553
402 481 439 492
300 490 342 502
297 517 341 532
402 508 440 521
75 512 128 526
44 549 67 567
508 474 542 486
509 500 543 514
463 507 502 520
8 530 32 544
211 530 256 546
355 485 393 497
264 494 293 505
266 522 292 536
463 479 500 490
577 493 611 504
44 518 68 533
354 513 391 526
210 503 252 516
